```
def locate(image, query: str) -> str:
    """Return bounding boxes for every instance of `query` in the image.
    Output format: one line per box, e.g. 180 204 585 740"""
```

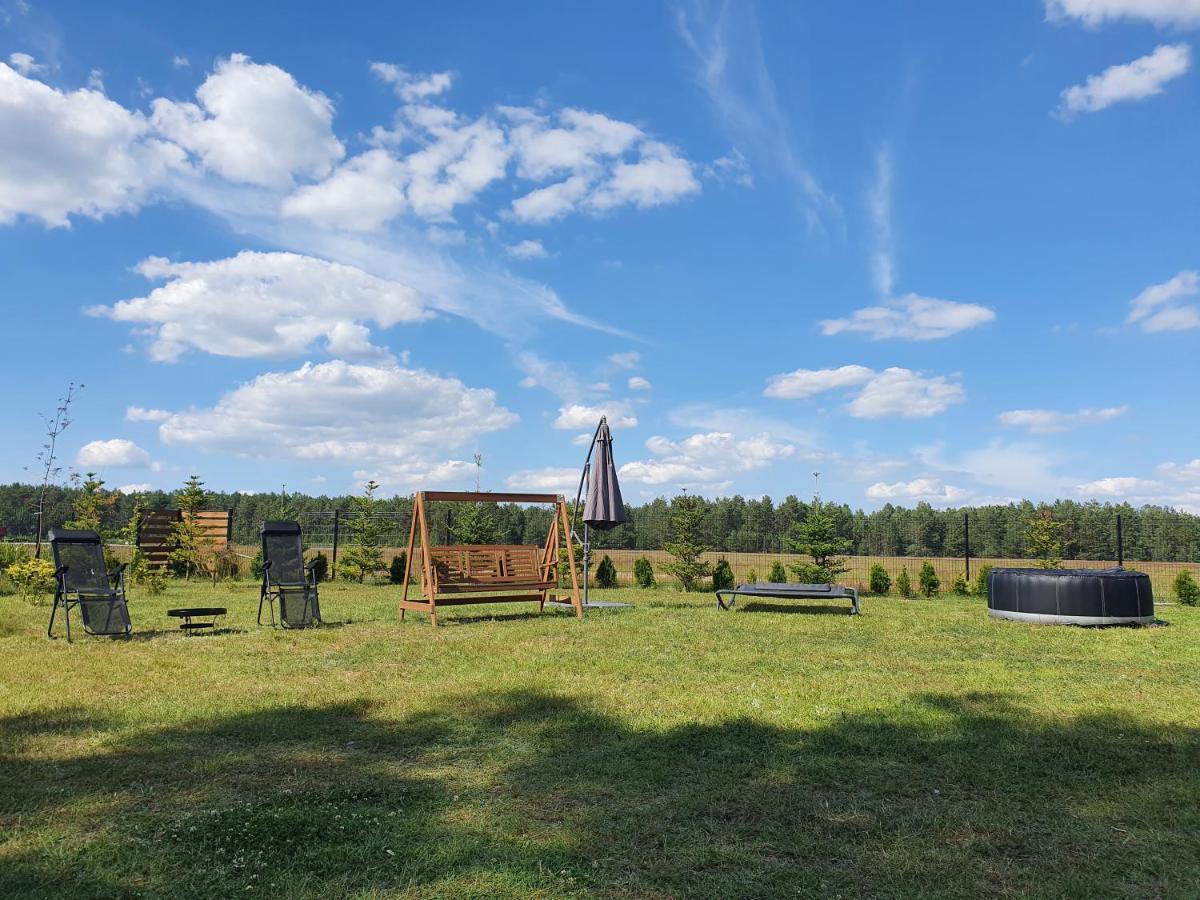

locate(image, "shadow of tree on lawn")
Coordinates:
1 690 1197 899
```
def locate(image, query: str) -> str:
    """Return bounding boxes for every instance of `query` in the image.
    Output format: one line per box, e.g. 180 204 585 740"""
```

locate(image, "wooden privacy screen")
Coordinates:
136 508 232 569
399 491 582 627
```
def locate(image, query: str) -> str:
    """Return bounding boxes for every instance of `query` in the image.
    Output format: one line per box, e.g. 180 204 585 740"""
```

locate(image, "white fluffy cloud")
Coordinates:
554 402 638 430
848 368 965 419
865 478 972 505
1126 270 1200 331
620 431 794 488
1158 458 1200 480
125 406 171 422
504 107 698 223
158 360 517 472
76 438 151 468
763 364 875 399
765 364 962 418
820 294 996 341
1074 476 1162 496
93 251 431 362
0 62 184 226
281 149 406 231
116 483 153 494
8 52 42 75
1046 0 1200 28
609 351 640 369
505 467 581 497
370 63 454 102
1057 44 1192 118
998 406 1127 433
505 239 548 259
628 376 651 390
151 54 344 188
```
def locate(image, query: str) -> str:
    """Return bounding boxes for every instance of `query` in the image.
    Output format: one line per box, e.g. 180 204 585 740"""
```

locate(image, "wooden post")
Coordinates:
417 493 437 626
400 502 418 621
559 498 583 618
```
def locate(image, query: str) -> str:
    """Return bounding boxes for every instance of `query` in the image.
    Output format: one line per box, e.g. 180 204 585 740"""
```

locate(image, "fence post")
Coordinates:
331 509 340 578
963 512 971 581
1116 514 1123 568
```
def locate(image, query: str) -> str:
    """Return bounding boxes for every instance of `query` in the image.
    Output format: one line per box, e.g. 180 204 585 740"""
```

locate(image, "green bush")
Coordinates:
140 569 168 596
790 562 835 584
767 561 787 583
210 546 240 581
633 556 655 588
1174 569 1200 606
712 557 735 591
868 563 891 595
951 573 970 596
310 551 329 583
8 557 56 603
0 543 32 569
974 564 994 597
896 567 913 598
595 555 618 589
918 561 940 597
745 568 757 584
389 552 407 585
250 549 264 581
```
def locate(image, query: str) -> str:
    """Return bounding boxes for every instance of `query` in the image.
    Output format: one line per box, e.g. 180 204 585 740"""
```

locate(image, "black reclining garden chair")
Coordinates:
47 528 131 641
258 521 322 628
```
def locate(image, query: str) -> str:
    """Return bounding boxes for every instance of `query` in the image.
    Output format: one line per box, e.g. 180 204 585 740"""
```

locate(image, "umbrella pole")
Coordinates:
583 522 590 607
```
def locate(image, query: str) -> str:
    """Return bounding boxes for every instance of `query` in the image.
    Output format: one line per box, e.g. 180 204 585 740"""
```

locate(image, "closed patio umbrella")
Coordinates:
583 419 627 531
571 417 630 609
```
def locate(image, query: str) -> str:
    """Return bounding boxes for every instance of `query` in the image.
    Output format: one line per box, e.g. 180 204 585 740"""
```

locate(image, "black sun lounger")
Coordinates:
47 528 131 640
259 520 322 628
715 582 860 615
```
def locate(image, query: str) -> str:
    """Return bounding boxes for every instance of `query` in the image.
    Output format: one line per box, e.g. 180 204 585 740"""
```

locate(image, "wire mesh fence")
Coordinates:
259 505 1200 600
7 491 1200 599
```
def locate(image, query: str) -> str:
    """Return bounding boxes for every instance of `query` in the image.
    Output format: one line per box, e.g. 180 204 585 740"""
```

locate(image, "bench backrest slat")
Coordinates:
428 545 552 587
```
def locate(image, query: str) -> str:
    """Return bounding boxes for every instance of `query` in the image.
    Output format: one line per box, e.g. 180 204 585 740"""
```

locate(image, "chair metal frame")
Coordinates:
258 520 322 628
47 528 130 641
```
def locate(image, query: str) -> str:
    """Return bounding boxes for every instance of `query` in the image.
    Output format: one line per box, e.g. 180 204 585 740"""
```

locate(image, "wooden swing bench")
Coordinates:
399 492 583 627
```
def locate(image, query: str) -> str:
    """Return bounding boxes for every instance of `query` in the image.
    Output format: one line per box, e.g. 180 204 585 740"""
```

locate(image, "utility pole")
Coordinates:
473 453 482 492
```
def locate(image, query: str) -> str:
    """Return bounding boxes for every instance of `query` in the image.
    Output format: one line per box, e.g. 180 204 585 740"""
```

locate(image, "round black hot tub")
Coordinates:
988 567 1154 625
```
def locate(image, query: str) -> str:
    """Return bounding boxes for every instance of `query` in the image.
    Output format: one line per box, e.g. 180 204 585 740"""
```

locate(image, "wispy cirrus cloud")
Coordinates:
997 406 1127 434
673 0 838 232
821 145 996 341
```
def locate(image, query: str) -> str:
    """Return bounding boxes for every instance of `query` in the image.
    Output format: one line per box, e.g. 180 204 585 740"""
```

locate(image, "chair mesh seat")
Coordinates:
48 528 131 640
259 521 322 628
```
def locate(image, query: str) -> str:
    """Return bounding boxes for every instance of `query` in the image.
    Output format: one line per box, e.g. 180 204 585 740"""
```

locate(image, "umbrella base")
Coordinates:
547 599 632 610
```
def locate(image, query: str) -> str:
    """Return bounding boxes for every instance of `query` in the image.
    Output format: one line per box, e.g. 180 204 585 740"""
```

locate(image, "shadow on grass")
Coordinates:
1 690 1198 898
735 602 855 615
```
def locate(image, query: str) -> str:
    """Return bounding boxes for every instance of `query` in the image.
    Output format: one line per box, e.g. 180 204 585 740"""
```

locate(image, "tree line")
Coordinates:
2 480 1199 562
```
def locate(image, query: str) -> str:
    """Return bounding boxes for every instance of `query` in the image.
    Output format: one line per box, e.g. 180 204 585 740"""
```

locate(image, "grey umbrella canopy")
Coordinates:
582 419 627 530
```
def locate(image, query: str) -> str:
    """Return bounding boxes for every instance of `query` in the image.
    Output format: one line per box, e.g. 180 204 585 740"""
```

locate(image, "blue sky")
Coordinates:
2 0 1199 509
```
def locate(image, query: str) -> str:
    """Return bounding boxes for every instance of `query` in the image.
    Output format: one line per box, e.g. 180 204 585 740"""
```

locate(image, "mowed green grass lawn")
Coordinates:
1 582 1198 899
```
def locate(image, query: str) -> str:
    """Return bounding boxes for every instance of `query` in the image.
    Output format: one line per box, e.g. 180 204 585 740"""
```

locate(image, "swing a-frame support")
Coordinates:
399 491 583 627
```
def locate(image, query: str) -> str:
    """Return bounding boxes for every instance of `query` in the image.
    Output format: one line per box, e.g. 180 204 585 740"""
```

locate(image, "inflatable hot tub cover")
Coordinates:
987 567 1154 625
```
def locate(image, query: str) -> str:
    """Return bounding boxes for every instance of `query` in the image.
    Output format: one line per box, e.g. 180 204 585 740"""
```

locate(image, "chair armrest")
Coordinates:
55 565 68 578
262 560 274 570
